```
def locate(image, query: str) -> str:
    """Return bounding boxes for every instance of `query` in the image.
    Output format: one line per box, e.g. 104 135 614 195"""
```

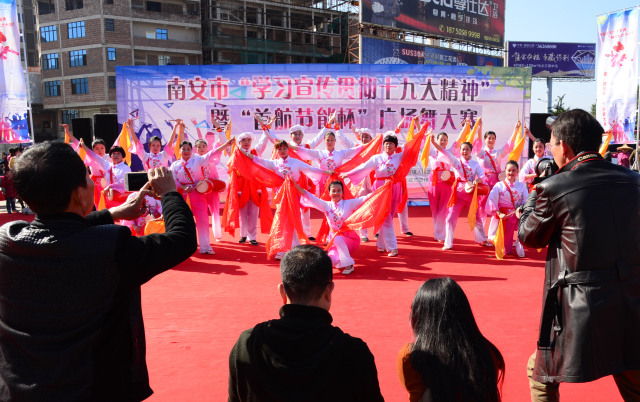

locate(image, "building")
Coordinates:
36 0 202 138
201 0 348 65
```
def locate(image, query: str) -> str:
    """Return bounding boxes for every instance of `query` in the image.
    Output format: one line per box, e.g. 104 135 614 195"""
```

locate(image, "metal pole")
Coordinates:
16 0 34 143
546 77 553 113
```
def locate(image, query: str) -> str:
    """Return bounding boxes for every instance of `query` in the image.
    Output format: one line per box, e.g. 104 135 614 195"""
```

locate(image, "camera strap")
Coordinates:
557 152 604 174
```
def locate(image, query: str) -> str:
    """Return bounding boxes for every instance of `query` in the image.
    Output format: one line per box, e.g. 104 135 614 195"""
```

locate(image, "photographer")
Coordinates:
518 109 640 400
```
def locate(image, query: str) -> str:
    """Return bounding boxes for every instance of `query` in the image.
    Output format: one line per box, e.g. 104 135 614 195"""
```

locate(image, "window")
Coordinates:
156 28 167 40
42 53 58 70
71 78 88 94
104 0 113 4
105 18 114 31
62 110 79 124
40 25 57 42
107 47 115 61
38 0 55 15
146 1 161 11
158 55 170 65
109 76 116 89
65 0 83 10
69 49 87 67
68 21 85 39
44 81 60 97
146 31 155 39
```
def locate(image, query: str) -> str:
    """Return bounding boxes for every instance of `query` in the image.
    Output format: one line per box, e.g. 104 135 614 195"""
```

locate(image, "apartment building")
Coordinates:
36 0 202 136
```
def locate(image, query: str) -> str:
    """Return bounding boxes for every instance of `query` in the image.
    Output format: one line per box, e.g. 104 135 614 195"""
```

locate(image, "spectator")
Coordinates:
603 151 612 162
397 277 505 402
228 245 384 402
518 109 640 400
612 143 633 168
2 170 17 213
0 142 197 401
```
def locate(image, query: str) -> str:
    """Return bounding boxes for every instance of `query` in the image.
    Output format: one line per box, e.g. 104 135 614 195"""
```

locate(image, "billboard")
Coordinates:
0 0 30 143
360 0 505 47
116 64 531 200
596 8 638 143
507 41 595 78
361 36 503 67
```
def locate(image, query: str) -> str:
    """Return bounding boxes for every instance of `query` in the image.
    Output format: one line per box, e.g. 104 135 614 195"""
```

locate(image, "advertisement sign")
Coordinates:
361 36 503 67
0 0 29 143
360 0 505 47
507 41 595 78
596 7 639 143
116 64 531 200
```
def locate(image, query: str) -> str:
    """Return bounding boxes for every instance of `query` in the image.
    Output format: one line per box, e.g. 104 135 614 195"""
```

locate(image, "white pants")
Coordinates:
205 192 221 240
444 199 487 249
359 227 369 239
239 199 259 241
398 206 410 233
487 215 499 240
188 192 212 253
330 236 356 268
301 208 311 238
377 210 397 251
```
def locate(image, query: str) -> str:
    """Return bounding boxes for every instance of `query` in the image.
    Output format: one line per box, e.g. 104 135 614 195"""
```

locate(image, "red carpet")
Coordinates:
0 209 622 401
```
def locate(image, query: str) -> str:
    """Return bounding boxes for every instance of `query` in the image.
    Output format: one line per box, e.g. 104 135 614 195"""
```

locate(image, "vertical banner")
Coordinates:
596 8 639 143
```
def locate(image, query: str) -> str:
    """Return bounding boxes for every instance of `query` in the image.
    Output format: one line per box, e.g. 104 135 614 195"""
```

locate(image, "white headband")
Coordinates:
289 124 305 134
237 132 254 142
356 128 372 136
385 130 397 137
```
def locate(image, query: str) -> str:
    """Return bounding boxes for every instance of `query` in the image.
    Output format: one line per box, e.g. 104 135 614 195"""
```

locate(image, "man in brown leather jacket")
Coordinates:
518 109 640 401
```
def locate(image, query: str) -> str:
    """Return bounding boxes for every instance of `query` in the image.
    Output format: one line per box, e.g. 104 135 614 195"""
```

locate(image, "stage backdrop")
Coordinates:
116 64 531 201
0 0 30 143
596 7 639 143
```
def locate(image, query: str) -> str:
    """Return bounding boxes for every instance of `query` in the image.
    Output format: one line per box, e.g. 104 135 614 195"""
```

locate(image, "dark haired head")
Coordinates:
533 138 545 145
109 146 126 158
149 135 163 145
383 135 398 147
324 131 336 139
505 159 519 171
13 142 87 215
484 131 496 139
179 141 192 150
91 138 106 149
461 141 473 150
550 109 603 154
603 151 612 162
328 181 344 192
410 277 504 402
274 139 289 150
437 132 448 140
280 245 333 304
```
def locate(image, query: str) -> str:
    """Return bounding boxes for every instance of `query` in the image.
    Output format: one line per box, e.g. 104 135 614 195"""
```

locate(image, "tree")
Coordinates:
590 103 596 117
549 95 570 116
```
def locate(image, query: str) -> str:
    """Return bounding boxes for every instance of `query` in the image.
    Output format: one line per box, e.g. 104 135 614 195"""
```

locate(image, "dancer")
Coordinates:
170 133 235 255
294 179 371 275
519 133 545 189
427 131 457 242
121 191 162 236
241 140 327 259
337 127 376 242
342 135 405 257
226 130 271 245
132 119 178 170
473 121 520 242
260 112 337 240
63 124 112 207
485 160 527 258
431 139 490 250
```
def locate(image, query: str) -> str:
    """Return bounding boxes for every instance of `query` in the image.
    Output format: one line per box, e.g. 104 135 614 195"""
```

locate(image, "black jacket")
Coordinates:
228 304 385 402
0 192 196 401
518 152 640 384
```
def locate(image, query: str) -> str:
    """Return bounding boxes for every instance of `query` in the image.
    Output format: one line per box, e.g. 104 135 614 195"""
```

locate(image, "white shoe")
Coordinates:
342 266 354 275
388 249 398 257
200 250 215 255
516 240 525 258
377 248 386 253
275 252 284 260
442 246 452 250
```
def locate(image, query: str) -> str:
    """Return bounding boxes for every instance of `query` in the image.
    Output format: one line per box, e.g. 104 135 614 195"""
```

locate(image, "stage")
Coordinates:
0 206 622 401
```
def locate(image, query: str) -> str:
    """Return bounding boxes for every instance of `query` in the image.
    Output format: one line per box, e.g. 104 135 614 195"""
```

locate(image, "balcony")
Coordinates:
131 0 200 24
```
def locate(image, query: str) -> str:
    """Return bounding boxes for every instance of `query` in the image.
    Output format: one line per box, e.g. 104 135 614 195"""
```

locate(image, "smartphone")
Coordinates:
125 172 149 192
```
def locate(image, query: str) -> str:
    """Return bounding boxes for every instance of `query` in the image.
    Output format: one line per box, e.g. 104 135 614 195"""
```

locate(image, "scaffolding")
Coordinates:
201 0 349 64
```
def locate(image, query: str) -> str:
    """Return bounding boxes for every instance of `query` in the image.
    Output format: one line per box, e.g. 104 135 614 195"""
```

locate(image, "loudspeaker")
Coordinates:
529 113 551 158
71 118 93 145
94 114 119 147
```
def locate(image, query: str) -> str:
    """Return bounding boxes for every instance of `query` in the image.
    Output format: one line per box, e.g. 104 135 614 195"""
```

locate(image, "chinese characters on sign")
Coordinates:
507 41 595 78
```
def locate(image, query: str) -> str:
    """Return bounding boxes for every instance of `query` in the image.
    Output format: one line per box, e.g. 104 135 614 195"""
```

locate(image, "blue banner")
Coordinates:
507 41 595 78
361 37 503 67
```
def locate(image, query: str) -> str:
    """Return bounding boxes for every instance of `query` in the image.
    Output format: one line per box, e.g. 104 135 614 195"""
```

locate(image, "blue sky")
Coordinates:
504 1 638 114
